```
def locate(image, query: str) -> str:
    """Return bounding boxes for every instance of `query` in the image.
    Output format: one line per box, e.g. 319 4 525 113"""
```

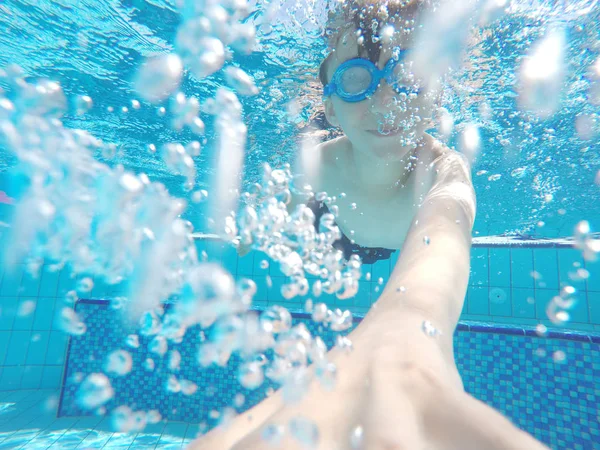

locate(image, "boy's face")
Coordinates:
324 26 436 161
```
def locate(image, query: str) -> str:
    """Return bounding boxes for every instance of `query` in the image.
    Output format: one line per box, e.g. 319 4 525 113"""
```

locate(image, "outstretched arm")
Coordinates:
370 150 476 334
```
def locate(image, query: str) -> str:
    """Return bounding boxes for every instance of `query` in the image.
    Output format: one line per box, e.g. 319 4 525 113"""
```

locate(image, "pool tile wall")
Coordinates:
57 302 600 450
0 239 599 392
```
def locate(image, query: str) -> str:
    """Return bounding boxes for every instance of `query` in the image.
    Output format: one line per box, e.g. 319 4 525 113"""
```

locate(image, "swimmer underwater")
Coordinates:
193 0 551 448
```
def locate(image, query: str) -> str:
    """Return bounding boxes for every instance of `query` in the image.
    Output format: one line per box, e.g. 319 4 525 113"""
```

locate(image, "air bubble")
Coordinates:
149 335 168 357
262 424 285 446
224 67 259 96
329 309 352 331
311 303 327 323
77 277 94 293
239 362 264 389
134 54 183 104
350 425 364 449
104 350 133 376
57 307 87 335
75 95 93 115
260 305 292 334
76 373 114 410
422 320 442 337
126 334 140 349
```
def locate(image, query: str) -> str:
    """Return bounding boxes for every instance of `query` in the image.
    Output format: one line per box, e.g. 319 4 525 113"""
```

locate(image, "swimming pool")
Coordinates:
1 0 600 449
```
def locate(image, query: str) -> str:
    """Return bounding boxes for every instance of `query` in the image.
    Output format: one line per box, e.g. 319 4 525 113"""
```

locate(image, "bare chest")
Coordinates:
319 177 429 250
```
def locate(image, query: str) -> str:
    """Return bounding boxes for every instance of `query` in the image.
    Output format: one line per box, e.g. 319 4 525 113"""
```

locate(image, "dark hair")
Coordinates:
319 0 425 85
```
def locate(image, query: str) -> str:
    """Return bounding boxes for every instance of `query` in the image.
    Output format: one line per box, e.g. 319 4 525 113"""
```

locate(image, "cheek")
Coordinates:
333 99 370 126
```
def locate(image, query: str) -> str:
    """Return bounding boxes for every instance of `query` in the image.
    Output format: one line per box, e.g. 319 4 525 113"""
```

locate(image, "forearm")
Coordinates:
377 175 475 325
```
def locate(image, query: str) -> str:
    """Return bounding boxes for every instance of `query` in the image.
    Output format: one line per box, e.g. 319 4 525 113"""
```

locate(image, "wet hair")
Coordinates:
319 0 427 86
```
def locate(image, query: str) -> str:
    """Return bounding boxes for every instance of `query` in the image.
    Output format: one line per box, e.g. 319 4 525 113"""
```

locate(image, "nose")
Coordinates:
369 81 398 115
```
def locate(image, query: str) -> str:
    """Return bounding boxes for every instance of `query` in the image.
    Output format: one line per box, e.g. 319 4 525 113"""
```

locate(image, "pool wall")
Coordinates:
0 238 599 391
55 300 599 449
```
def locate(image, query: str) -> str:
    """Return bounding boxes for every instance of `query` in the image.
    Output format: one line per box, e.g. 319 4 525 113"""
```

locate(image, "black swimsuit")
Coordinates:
306 198 395 264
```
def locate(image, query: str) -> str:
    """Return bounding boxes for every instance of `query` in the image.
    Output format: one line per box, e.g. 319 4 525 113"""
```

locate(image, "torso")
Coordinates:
313 134 442 250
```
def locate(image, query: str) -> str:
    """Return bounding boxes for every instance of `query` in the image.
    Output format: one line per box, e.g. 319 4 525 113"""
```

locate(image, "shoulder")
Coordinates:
318 135 350 166
424 139 472 183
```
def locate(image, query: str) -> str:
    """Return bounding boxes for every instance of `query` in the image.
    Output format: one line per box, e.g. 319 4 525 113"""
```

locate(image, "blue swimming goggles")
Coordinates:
323 51 417 103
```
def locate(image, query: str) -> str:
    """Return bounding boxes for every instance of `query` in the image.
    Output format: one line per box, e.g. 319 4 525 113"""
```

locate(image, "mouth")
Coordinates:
367 128 401 137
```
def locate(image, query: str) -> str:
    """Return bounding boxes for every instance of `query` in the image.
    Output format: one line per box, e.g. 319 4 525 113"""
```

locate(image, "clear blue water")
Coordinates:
1 0 599 237
0 0 600 449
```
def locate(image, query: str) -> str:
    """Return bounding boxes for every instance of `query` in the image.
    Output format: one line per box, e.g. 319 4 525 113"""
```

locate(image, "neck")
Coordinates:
347 136 427 193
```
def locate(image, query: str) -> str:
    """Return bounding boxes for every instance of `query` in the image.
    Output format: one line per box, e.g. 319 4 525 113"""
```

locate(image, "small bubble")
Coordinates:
224 66 259 96
57 307 86 335
76 373 114 410
552 350 566 363
166 375 181 393
134 53 183 104
535 348 547 358
75 95 93 114
260 260 269 269
423 236 430 245
260 305 292 333
234 393 245 408
335 335 353 353
17 300 36 317
181 379 198 395
350 202 357 210
168 350 182 371
304 299 313 313
143 358 155 371
104 350 133 377
77 277 94 293
535 324 547 337
262 424 285 446
131 99 141 109
311 303 328 323
157 107 166 117
422 320 442 337
147 410 161 424
350 425 364 449
192 189 208 203
126 334 140 348
149 335 168 356
239 362 264 389
329 309 352 331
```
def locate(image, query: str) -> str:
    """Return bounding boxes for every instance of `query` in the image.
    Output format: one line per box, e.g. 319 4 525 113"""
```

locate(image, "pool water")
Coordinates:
1 0 600 449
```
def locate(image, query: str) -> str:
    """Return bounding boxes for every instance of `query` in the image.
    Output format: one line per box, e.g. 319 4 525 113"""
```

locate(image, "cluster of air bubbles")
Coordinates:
0 67 206 323
237 163 364 301
573 221 600 262
175 0 255 78
546 285 577 325
133 0 257 103
170 92 205 135
76 373 114 410
160 142 196 186
57 307 87 336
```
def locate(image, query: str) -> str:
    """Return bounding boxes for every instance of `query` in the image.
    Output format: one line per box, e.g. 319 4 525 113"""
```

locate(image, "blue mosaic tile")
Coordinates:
59 301 600 450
